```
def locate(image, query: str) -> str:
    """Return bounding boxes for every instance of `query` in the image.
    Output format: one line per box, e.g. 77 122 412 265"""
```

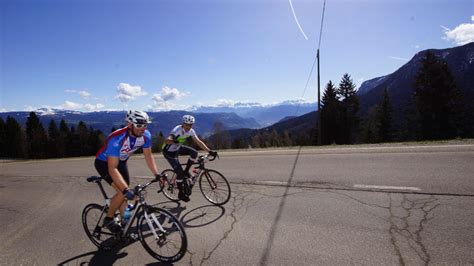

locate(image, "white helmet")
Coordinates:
182 115 195 124
126 110 151 124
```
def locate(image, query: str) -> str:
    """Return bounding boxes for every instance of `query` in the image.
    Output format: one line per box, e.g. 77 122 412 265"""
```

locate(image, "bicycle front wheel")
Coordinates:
199 169 231 205
138 207 187 263
82 203 116 250
160 169 180 201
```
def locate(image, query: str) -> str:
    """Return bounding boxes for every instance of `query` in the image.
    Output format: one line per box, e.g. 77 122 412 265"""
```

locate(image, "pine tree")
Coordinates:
5 116 27 158
26 112 48 158
211 122 231 149
361 106 380 143
88 127 104 156
413 51 464 140
76 121 90 156
47 120 60 158
375 88 393 142
0 118 6 157
152 131 165 153
58 119 70 157
337 74 360 144
320 80 341 144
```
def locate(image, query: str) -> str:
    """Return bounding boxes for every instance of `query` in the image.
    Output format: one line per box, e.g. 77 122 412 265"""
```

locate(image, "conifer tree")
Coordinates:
320 80 341 144
0 118 6 157
47 120 60 158
58 119 70 157
26 112 48 158
76 121 90 156
375 88 393 142
413 51 464 140
337 74 359 144
5 116 27 158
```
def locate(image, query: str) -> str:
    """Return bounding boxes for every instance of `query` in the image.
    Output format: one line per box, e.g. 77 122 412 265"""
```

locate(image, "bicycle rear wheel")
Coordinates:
199 169 231 206
82 203 116 250
160 169 180 201
138 207 187 263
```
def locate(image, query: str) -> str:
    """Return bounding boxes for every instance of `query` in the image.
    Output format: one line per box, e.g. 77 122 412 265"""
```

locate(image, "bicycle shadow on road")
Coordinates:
59 249 177 265
153 201 226 229
58 249 129 266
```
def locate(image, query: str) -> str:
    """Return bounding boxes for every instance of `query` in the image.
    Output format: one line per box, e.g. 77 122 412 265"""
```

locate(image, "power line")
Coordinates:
318 0 326 50
293 0 326 118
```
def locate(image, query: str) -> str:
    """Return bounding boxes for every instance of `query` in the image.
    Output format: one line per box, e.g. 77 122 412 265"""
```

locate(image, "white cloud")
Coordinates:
115 83 148 103
160 86 188 101
442 23 474 45
147 102 176 111
61 101 83 110
151 86 189 109
25 105 36 111
216 99 236 107
66 89 92 99
388 56 409 61
84 103 105 111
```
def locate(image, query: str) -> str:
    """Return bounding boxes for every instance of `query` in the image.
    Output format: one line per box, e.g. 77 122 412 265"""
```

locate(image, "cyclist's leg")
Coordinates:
163 151 190 201
163 151 185 182
178 145 198 175
94 159 129 229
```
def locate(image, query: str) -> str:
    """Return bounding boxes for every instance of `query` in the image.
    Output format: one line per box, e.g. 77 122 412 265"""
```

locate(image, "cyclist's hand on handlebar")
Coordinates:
123 188 136 200
155 173 167 182
209 150 218 158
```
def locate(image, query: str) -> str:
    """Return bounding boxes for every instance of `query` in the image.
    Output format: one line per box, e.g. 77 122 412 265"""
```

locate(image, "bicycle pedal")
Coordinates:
129 233 139 241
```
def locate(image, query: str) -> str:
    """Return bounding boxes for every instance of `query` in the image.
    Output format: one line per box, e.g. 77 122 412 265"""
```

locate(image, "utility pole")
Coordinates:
317 49 321 145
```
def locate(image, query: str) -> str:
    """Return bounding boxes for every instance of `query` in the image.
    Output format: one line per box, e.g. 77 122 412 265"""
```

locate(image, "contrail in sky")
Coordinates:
289 0 308 40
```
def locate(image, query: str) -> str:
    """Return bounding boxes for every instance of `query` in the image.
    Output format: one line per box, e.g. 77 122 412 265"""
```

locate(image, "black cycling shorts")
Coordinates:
94 158 130 186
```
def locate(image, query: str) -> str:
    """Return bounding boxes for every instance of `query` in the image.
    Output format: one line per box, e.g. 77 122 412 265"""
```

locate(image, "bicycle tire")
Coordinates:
82 203 116 251
199 169 231 205
160 169 180 201
138 207 187 263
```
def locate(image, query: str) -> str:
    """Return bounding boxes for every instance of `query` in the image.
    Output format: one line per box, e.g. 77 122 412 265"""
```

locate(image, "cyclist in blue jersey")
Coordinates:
95 110 161 232
162 115 218 202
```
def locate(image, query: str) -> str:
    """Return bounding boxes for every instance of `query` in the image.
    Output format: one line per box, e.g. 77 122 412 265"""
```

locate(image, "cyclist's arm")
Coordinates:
143 147 159 176
192 136 211 152
107 156 128 192
164 134 176 145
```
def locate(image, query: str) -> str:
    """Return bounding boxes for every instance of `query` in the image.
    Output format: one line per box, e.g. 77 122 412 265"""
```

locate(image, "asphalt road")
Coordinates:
1 143 473 265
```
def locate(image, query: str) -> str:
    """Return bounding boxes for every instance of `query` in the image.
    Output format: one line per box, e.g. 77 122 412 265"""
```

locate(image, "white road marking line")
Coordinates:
354 184 421 191
256 181 289 186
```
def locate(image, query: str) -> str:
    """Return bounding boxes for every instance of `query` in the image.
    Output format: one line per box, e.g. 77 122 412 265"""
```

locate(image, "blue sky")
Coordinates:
1 0 473 112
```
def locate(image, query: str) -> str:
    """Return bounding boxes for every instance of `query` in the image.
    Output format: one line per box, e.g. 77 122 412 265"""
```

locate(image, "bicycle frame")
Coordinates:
88 176 169 240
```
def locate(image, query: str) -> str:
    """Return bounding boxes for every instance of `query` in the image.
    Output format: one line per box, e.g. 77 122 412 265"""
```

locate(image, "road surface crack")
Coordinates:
388 194 440 265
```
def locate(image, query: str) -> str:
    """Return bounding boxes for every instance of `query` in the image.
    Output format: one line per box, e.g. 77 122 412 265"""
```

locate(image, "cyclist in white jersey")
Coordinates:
162 115 217 202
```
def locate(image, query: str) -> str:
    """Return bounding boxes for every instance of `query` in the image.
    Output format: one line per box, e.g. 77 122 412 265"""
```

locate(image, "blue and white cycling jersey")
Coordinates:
96 127 152 161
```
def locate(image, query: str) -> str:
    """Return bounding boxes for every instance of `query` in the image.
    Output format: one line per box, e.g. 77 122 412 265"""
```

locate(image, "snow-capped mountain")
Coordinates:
191 100 317 126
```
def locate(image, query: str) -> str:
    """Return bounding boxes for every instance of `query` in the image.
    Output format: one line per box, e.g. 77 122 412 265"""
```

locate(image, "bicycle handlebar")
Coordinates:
199 153 219 162
133 174 167 195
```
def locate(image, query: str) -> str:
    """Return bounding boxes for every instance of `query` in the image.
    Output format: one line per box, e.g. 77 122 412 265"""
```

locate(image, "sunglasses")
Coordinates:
134 123 148 129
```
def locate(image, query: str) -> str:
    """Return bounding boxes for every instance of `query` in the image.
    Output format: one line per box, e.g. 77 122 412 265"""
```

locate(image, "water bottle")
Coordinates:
123 203 133 224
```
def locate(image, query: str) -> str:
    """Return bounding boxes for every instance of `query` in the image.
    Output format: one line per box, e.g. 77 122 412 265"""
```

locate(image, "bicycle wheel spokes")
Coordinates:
82 203 115 250
199 169 231 206
160 169 180 201
138 207 187 263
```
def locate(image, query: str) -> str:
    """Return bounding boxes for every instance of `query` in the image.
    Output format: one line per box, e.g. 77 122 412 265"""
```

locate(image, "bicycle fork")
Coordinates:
144 210 167 240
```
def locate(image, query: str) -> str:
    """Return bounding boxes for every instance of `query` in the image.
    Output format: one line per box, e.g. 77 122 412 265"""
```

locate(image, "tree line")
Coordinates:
2 51 472 157
207 51 473 149
0 112 171 159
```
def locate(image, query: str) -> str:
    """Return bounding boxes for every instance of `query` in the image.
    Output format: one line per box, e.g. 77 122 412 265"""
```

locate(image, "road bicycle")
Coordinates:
160 153 231 206
82 175 187 263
